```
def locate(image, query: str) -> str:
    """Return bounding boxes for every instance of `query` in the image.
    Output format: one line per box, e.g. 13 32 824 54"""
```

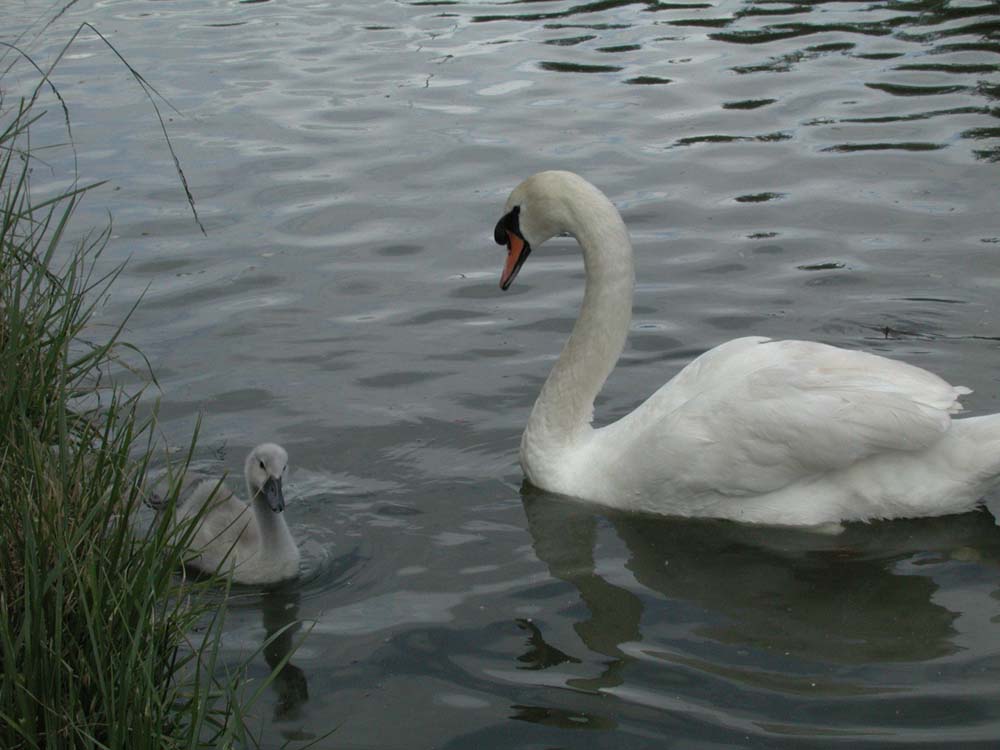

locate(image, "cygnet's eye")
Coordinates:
283 465 287 474
259 460 265 470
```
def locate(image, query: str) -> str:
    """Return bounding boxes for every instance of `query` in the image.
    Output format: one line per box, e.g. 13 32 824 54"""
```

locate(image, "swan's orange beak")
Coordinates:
500 231 531 290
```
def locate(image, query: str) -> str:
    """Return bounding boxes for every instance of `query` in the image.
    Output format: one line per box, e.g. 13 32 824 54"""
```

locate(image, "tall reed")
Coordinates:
0 52 275 750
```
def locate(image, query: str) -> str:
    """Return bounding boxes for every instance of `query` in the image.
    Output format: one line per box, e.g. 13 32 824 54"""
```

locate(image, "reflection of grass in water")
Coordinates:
896 63 1000 74
596 44 642 52
0 17 298 750
539 61 623 73
735 192 787 203
867 82 969 97
723 98 777 109
544 34 597 46
963 127 1000 163
822 142 947 153
624 76 673 85
672 132 792 147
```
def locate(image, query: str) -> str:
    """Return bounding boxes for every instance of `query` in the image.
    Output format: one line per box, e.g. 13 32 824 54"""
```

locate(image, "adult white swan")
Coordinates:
151 443 300 584
493 170 1000 528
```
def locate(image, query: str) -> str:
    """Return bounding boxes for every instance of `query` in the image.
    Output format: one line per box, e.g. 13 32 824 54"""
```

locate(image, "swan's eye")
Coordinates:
493 218 508 246
494 206 521 246
259 460 265 470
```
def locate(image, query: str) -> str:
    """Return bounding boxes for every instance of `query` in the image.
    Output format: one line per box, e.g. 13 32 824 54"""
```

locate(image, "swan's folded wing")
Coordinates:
644 339 969 496
178 481 257 550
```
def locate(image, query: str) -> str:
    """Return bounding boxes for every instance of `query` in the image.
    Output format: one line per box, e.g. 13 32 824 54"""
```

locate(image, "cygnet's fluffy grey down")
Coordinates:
150 443 301 585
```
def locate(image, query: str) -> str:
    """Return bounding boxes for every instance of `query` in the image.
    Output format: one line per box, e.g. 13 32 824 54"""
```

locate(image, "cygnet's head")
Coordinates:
245 443 289 512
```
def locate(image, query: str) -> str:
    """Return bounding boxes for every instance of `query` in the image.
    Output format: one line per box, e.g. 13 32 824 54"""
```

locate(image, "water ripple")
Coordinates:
7 0 1000 745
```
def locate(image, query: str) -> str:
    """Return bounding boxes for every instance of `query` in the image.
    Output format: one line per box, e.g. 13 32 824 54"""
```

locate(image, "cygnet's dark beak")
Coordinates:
262 476 285 513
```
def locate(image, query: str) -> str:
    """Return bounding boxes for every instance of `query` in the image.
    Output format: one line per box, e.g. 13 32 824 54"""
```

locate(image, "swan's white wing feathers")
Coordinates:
625 338 970 497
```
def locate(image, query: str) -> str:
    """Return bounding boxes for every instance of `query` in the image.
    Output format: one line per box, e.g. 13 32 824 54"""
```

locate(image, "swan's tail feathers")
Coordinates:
970 413 1000 525
984 496 1000 526
948 385 973 413
950 413 1000 490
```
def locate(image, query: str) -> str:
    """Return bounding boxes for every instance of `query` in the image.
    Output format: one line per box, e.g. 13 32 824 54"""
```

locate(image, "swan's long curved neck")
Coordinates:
249 485 297 556
525 193 635 453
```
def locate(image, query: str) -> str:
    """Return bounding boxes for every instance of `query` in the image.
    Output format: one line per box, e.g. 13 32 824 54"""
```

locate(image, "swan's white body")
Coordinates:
155 444 300 584
494 171 1000 528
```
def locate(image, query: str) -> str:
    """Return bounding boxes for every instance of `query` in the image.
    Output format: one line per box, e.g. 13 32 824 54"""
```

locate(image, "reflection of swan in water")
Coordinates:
518 485 1000 697
259 586 309 723
520 489 640 693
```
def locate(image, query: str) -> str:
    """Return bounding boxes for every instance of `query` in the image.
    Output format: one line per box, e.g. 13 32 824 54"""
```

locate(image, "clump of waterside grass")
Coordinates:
0 54 275 750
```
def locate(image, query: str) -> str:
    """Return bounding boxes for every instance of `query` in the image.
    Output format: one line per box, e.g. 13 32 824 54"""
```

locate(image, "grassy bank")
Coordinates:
0 59 267 750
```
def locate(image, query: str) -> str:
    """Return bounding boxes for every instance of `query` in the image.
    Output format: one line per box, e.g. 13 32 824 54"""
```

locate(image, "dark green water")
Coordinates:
4 0 1000 746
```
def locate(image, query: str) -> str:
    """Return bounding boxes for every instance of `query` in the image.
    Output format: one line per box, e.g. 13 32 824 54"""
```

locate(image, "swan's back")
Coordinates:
565 336 1000 524
602 337 968 490
176 478 260 557
149 470 260 574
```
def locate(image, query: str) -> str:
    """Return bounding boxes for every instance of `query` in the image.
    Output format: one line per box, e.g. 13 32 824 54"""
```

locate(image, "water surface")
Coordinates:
4 0 1000 746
